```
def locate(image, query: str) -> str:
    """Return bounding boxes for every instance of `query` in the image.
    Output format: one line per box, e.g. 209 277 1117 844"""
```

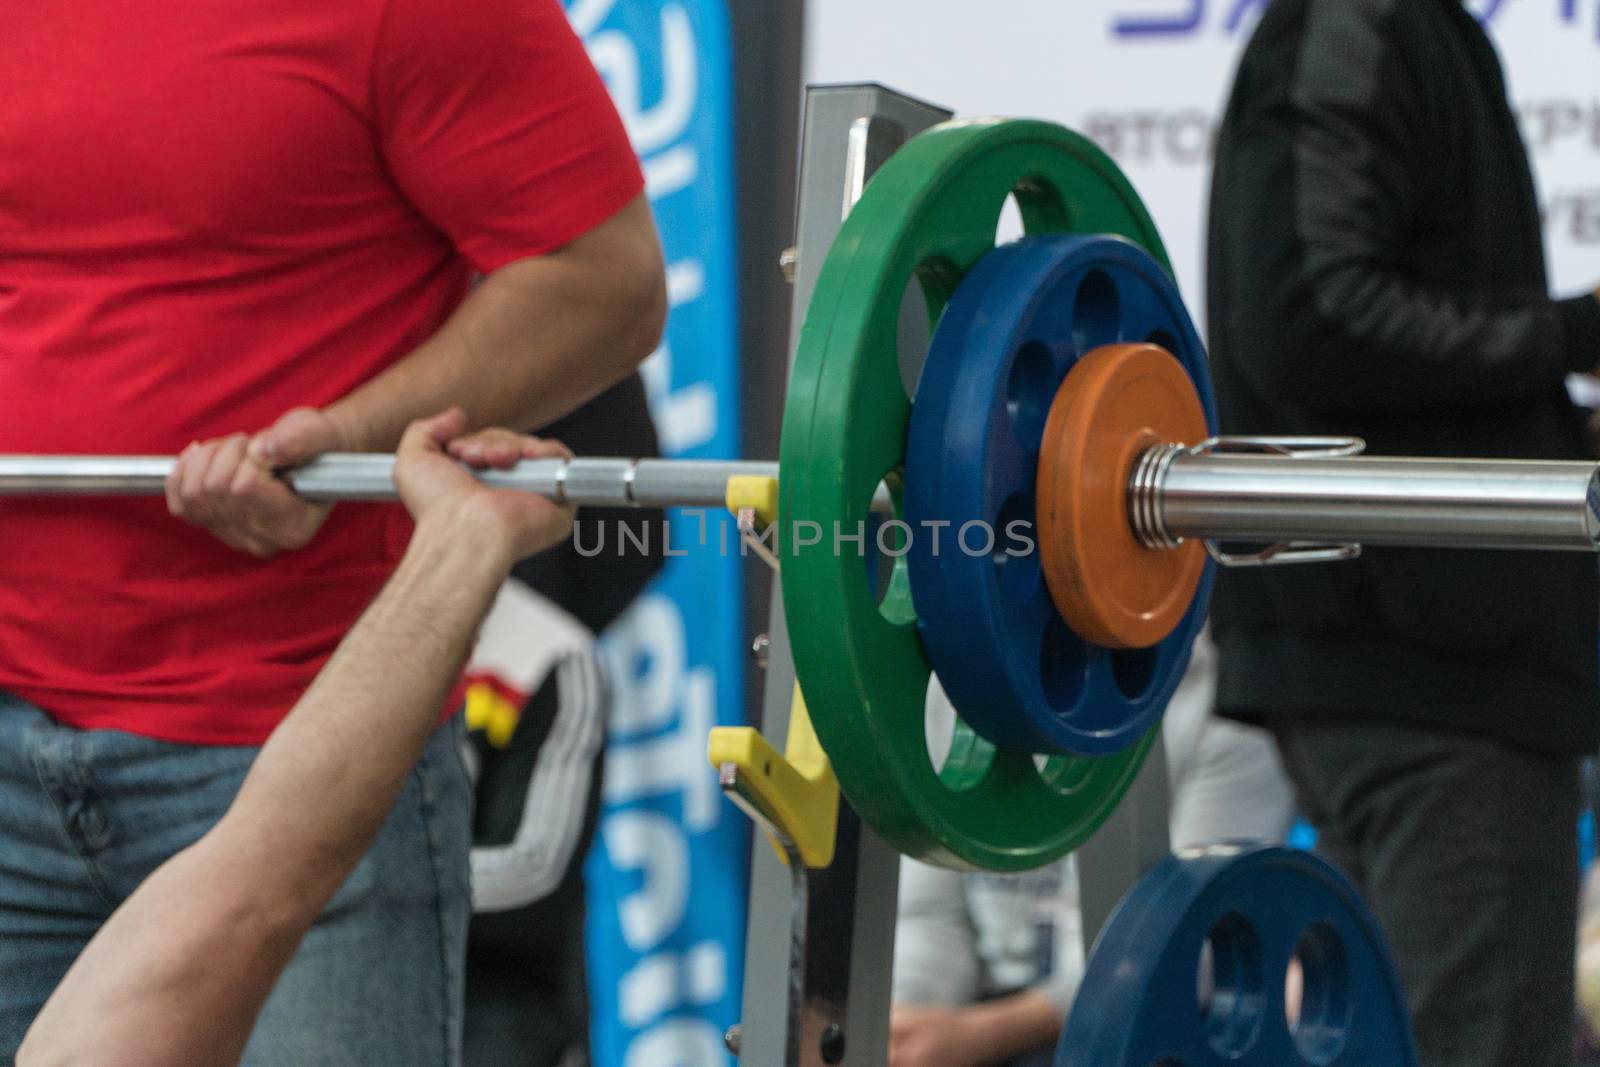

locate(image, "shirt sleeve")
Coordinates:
371 0 644 272
892 858 984 1005
1030 856 1084 1016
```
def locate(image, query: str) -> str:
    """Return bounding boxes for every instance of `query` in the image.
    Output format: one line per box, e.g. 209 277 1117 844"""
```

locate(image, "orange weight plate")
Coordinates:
1038 343 1207 650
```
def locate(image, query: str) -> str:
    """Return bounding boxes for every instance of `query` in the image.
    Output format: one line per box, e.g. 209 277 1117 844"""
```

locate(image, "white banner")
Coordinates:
805 1 1600 332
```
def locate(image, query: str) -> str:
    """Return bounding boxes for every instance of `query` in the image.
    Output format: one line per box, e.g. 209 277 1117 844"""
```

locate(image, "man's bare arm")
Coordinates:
20 412 572 1067
889 992 1063 1067
322 195 667 452
168 195 666 557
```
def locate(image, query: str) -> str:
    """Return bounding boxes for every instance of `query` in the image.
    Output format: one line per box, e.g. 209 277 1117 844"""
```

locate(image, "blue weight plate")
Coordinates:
904 234 1215 756
1057 844 1418 1067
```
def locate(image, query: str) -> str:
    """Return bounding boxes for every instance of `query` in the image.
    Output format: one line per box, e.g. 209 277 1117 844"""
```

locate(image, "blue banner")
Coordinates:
568 1 747 1064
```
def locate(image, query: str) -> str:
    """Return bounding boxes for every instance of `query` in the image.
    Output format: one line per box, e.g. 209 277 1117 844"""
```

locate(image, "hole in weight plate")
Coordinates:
1072 269 1122 353
1146 327 1178 355
896 275 932 401
1197 912 1266 1058
1112 646 1160 701
1010 175 1071 234
1039 614 1089 710
924 674 955 774
1035 752 1095 795
866 471 915 626
1288 921 1352 1065
995 191 1024 246
992 490 1041 603
1007 340 1057 450
924 673 994 793
896 260 959 402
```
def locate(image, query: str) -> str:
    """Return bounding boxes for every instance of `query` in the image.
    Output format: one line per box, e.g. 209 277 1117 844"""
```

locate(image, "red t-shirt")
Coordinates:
0 0 643 743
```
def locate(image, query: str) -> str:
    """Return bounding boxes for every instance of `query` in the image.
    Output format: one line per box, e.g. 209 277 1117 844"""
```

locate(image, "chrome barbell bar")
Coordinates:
2 442 1598 554
1128 437 1600 555
0 454 781 510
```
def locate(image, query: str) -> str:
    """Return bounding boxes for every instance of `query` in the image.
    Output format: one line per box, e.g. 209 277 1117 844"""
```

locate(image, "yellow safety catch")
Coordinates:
708 684 839 869
725 475 779 529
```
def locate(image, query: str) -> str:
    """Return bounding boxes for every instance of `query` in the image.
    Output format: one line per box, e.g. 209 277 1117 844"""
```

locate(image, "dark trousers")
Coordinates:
464 882 591 1067
1273 720 1580 1067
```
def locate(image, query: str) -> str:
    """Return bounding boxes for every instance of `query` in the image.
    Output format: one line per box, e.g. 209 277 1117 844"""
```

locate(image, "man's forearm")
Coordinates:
327 196 666 451
224 508 514 918
19 507 519 1067
963 990 1062 1065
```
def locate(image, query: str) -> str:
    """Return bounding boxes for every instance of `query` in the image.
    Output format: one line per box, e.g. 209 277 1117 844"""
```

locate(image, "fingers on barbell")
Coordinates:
165 434 319 557
164 441 198 520
448 429 570 469
200 434 250 500
168 437 227 526
525 437 573 462
227 457 306 517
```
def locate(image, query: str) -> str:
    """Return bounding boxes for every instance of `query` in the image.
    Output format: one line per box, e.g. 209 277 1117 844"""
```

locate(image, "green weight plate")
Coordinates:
779 119 1172 871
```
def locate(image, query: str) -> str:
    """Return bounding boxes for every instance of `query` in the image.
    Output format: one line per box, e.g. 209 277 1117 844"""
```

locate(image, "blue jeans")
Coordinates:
0 691 472 1066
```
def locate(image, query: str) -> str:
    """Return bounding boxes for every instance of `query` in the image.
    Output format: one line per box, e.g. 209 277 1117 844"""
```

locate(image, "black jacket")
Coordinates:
1207 0 1600 755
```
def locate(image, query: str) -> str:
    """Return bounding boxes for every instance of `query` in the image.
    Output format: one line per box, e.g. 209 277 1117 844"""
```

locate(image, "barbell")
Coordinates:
5 442 1589 550
3 119 1597 872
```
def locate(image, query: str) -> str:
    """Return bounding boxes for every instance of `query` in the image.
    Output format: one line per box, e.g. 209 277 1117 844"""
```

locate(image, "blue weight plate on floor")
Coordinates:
1057 844 1419 1067
904 234 1215 756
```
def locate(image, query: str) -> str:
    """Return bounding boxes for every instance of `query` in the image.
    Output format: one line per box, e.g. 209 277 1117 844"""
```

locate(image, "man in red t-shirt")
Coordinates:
0 0 663 1061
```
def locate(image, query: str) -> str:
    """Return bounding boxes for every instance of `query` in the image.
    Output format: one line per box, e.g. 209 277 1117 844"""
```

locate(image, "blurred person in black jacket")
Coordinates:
1207 2 1600 1065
